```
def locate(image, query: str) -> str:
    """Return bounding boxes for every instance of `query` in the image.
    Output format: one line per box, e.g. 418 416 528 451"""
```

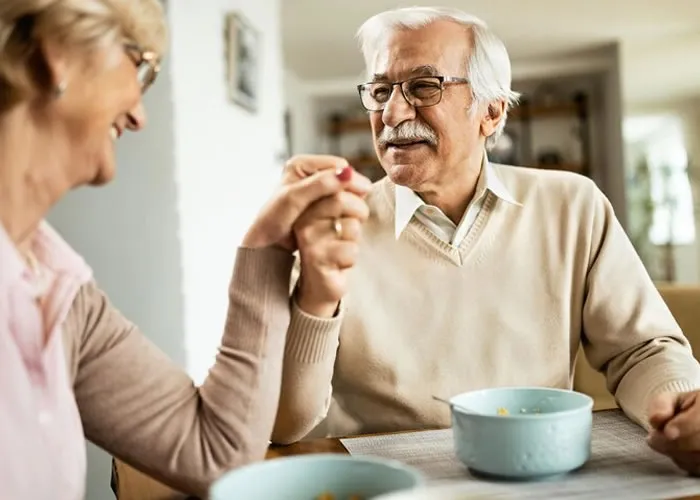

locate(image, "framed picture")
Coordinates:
225 12 260 112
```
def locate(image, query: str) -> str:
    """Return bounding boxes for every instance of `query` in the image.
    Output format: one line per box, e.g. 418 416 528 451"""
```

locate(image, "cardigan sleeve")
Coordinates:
580 182 700 428
69 247 294 498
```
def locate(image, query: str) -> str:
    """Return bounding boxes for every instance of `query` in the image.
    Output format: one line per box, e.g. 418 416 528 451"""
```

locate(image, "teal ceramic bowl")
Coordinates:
449 387 593 479
209 454 425 500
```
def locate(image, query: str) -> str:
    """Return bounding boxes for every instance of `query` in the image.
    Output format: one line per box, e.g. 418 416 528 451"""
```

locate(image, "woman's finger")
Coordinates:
279 170 345 218
283 157 373 197
282 155 349 183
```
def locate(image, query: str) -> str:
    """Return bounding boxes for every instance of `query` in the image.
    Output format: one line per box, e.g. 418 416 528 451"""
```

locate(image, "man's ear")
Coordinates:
480 100 506 139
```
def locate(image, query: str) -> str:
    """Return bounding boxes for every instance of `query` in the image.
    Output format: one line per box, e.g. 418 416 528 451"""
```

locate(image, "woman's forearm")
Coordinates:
72 247 294 497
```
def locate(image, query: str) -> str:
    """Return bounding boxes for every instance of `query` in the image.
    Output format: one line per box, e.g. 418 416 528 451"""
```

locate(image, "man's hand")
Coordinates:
291 159 371 318
647 390 700 475
241 155 370 252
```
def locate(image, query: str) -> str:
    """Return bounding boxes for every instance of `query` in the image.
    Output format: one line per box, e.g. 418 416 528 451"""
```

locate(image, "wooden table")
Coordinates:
112 436 347 500
113 434 700 500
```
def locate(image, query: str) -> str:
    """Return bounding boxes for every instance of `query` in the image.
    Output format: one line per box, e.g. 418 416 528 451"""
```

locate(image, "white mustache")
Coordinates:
377 121 438 148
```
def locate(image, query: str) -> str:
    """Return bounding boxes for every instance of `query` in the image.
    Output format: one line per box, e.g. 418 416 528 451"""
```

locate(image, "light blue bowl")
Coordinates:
210 454 425 500
450 387 593 479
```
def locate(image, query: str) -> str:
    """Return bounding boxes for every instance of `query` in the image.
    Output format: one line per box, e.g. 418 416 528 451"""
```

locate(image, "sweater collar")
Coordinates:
394 152 519 239
0 220 92 290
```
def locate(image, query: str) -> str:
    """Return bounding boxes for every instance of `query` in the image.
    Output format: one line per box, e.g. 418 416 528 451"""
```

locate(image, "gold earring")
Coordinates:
54 81 67 98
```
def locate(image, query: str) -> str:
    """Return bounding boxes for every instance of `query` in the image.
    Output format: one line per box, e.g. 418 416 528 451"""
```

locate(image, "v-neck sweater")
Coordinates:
272 164 700 443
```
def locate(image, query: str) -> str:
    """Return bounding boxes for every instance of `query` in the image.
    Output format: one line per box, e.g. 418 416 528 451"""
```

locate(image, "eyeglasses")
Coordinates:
357 76 469 112
124 43 160 93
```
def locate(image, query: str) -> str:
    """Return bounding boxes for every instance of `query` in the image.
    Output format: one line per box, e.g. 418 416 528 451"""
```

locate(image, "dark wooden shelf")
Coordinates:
346 155 379 169
329 117 371 135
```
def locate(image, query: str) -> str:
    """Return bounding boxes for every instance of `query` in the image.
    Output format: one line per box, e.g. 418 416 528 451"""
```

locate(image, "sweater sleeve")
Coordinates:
581 184 700 429
271 257 343 444
71 247 294 498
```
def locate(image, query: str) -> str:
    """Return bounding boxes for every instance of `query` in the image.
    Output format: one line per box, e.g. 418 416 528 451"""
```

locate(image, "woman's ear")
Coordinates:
36 36 71 98
480 100 506 139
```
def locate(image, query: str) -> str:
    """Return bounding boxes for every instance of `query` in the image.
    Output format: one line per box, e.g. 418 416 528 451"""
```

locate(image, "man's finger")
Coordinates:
295 191 370 227
334 217 363 241
648 392 681 431
298 240 359 271
664 393 700 440
647 429 672 454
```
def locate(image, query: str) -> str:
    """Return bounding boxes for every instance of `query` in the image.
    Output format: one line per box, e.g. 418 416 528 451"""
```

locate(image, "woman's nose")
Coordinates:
126 102 147 131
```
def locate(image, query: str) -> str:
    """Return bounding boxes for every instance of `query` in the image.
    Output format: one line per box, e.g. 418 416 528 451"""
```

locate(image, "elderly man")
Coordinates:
274 6 700 474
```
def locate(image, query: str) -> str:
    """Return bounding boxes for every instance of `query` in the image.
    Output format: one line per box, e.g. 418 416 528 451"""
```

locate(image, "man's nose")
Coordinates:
126 102 147 131
382 85 416 128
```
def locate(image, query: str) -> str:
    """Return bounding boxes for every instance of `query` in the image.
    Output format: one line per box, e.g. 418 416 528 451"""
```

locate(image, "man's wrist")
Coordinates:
295 286 339 318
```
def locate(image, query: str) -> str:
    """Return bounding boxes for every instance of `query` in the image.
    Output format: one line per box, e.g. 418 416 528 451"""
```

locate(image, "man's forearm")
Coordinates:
271 299 342 444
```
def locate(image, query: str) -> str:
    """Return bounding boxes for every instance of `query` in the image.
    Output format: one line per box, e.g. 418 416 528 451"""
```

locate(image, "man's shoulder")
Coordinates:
492 162 596 189
491 163 604 207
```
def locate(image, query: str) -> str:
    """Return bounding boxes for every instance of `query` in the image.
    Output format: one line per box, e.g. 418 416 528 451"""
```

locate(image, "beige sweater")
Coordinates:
62 247 293 497
272 165 700 444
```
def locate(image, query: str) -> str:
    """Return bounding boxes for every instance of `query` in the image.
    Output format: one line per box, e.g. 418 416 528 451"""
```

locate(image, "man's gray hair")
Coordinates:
356 6 520 150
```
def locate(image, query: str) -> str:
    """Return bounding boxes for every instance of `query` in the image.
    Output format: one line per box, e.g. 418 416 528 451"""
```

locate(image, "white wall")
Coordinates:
285 70 318 155
168 0 285 384
48 0 284 498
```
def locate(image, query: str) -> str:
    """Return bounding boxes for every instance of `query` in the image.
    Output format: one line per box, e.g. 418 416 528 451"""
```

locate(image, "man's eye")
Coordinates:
371 86 391 99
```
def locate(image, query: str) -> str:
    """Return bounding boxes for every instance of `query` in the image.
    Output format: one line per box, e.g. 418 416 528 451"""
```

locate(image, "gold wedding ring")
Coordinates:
333 218 343 239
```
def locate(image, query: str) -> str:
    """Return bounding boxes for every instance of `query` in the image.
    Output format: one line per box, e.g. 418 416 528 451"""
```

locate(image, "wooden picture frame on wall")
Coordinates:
225 12 260 112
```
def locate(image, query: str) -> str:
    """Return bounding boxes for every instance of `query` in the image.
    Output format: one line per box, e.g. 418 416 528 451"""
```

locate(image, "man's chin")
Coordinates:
384 162 423 189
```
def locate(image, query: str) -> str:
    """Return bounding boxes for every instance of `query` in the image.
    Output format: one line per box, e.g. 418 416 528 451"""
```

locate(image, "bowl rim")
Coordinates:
449 386 594 420
209 453 426 495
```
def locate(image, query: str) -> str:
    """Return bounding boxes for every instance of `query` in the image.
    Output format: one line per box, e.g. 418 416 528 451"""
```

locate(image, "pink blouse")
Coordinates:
0 222 92 500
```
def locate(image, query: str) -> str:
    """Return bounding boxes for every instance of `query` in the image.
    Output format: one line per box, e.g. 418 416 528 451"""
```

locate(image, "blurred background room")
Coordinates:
44 1 700 497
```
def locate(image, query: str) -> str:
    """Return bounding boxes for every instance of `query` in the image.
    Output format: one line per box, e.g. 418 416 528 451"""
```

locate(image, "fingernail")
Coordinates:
336 165 353 182
334 160 349 176
666 425 680 440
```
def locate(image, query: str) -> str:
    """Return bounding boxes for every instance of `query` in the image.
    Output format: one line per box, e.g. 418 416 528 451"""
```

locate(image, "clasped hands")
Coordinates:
647 390 700 475
242 154 371 317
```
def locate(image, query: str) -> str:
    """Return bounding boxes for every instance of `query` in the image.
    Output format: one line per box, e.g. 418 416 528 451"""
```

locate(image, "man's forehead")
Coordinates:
371 64 441 82
368 22 470 79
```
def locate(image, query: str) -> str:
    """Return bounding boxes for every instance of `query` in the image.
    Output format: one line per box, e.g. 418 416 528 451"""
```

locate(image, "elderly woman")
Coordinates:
0 0 370 499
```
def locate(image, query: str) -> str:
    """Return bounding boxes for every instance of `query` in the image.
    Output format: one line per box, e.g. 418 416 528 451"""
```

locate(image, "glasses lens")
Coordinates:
360 82 392 111
136 63 157 92
404 77 442 107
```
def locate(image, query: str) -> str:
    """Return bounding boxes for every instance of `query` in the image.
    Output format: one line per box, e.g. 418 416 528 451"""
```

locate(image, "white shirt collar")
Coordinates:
394 153 519 240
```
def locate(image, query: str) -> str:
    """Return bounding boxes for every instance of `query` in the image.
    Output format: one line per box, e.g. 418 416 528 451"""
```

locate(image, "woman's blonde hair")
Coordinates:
0 0 167 112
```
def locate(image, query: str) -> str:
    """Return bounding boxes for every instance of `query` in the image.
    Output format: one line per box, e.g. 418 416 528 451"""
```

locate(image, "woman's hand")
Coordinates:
241 155 372 251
